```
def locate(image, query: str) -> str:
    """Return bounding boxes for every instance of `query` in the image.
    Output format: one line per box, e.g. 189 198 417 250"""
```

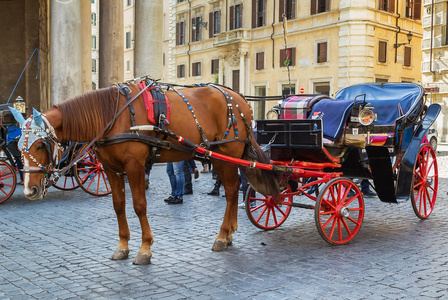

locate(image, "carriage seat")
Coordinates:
280 95 328 120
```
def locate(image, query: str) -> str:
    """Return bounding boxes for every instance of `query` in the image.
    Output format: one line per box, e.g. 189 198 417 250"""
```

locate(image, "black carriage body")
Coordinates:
256 83 439 204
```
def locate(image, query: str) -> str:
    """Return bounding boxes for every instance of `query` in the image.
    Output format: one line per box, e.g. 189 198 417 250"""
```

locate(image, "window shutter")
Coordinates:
262 0 266 26
280 48 285 67
389 0 395 13
379 0 385 10
238 5 243 28
209 12 214 38
176 23 180 45
230 5 235 30
404 47 412 67
318 43 327 63
290 47 296 66
379 41 387 63
177 65 181 78
414 0 421 20
279 0 285 22
325 0 330 12
311 0 317 15
252 0 257 28
192 18 196 42
217 11 221 34
291 0 296 19
256 52 264 70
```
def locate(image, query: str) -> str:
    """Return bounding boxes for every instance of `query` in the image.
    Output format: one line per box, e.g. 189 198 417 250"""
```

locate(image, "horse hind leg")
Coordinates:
106 170 131 261
211 161 240 251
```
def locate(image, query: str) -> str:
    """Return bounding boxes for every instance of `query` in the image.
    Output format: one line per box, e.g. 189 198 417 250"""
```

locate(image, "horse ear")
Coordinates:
8 107 26 127
33 107 43 126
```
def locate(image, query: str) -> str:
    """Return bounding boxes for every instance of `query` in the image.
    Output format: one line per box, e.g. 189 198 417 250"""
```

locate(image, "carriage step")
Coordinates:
290 202 314 209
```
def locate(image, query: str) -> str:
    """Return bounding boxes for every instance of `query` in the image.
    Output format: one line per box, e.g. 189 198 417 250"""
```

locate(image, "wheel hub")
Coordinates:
339 207 350 218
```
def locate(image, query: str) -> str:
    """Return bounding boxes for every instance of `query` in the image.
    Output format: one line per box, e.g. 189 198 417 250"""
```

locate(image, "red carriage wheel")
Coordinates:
411 143 438 219
0 161 17 204
74 146 112 196
314 178 364 245
52 167 80 191
245 184 293 230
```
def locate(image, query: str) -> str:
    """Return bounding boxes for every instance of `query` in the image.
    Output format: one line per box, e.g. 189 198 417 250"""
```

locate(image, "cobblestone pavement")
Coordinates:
1 155 448 300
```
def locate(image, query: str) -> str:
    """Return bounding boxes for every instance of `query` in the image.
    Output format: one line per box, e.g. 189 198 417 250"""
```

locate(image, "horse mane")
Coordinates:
54 87 117 142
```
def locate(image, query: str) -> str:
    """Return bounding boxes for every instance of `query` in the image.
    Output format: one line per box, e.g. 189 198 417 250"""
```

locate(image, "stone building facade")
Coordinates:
169 0 423 119
422 0 448 142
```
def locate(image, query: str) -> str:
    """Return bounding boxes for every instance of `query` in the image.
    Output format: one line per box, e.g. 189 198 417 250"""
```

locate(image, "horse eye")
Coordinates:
36 143 45 151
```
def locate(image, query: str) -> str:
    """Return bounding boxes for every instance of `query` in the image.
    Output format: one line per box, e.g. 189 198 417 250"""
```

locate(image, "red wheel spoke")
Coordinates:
255 206 268 224
274 204 288 218
264 208 272 227
341 218 352 237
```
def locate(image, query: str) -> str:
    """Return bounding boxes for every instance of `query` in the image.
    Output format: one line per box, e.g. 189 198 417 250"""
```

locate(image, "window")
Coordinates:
125 31 131 49
252 0 266 28
405 0 421 20
311 0 330 15
127 0 132 6
91 0 95 3
316 42 328 63
313 82 330 95
209 11 221 38
376 78 389 82
92 59 97 73
176 21 186 45
92 36 96 49
192 17 202 42
282 84 295 96
211 59 219 74
280 47 296 67
177 0 185 2
404 46 412 67
379 0 395 13
378 41 387 63
192 62 202 76
230 4 243 30
256 52 265 70
91 13 96 26
92 81 96 90
126 60 131 72
177 65 185 78
279 0 296 21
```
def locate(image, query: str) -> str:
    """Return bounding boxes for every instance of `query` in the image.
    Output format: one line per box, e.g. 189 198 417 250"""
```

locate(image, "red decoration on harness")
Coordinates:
137 82 170 125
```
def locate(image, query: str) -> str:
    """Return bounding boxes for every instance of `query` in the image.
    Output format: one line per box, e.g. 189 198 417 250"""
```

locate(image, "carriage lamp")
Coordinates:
13 96 26 114
358 104 377 126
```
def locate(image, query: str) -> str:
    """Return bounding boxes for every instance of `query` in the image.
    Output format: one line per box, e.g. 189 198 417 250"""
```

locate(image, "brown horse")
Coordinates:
11 80 279 264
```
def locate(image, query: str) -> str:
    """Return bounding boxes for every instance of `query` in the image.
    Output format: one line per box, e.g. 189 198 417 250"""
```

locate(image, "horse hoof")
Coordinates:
110 248 130 260
226 236 233 246
212 239 228 251
133 252 152 265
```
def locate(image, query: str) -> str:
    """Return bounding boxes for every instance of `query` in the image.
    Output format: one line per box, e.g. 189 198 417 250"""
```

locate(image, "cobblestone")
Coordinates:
1 160 448 298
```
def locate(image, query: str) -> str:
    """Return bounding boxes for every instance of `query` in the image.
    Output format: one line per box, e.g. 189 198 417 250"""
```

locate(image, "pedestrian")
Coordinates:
208 176 221 196
164 161 185 204
184 159 199 195
201 158 212 173
360 179 377 197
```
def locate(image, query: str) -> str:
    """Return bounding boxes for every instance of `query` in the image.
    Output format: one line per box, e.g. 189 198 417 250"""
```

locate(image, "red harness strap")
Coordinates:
137 82 170 125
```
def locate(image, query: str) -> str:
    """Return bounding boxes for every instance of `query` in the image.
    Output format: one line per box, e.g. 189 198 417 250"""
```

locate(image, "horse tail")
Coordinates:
240 132 280 196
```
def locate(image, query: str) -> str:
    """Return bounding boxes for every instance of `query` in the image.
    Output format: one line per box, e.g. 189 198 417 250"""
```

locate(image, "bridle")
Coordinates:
19 114 63 189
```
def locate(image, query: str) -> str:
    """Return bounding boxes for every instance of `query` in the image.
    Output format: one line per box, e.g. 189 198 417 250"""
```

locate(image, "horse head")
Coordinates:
10 107 61 200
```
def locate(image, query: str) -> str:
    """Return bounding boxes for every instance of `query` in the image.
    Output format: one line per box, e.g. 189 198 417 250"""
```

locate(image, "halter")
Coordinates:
19 114 63 187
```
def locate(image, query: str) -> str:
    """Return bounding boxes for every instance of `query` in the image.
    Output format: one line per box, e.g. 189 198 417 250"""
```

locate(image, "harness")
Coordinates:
19 113 64 191
20 77 254 186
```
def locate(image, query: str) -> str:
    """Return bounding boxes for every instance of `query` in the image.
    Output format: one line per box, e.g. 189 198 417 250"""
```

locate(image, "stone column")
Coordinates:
99 0 124 87
134 0 163 79
239 51 246 94
50 0 82 105
81 1 92 93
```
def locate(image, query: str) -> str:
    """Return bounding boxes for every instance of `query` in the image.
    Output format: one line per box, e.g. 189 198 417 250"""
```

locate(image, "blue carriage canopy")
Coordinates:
334 82 425 126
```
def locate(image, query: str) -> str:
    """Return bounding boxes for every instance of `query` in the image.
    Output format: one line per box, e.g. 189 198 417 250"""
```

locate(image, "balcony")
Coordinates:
213 29 250 47
422 12 444 28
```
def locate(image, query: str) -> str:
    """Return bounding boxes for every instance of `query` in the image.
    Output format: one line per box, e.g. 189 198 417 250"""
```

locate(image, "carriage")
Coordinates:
244 82 440 245
9 77 440 264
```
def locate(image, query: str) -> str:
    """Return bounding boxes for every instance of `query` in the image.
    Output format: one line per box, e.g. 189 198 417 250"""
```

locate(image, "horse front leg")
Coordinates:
125 161 153 265
212 162 240 251
105 170 130 261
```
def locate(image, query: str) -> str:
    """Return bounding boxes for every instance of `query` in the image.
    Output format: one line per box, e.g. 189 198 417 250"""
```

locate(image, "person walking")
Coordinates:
165 161 185 204
184 159 199 195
